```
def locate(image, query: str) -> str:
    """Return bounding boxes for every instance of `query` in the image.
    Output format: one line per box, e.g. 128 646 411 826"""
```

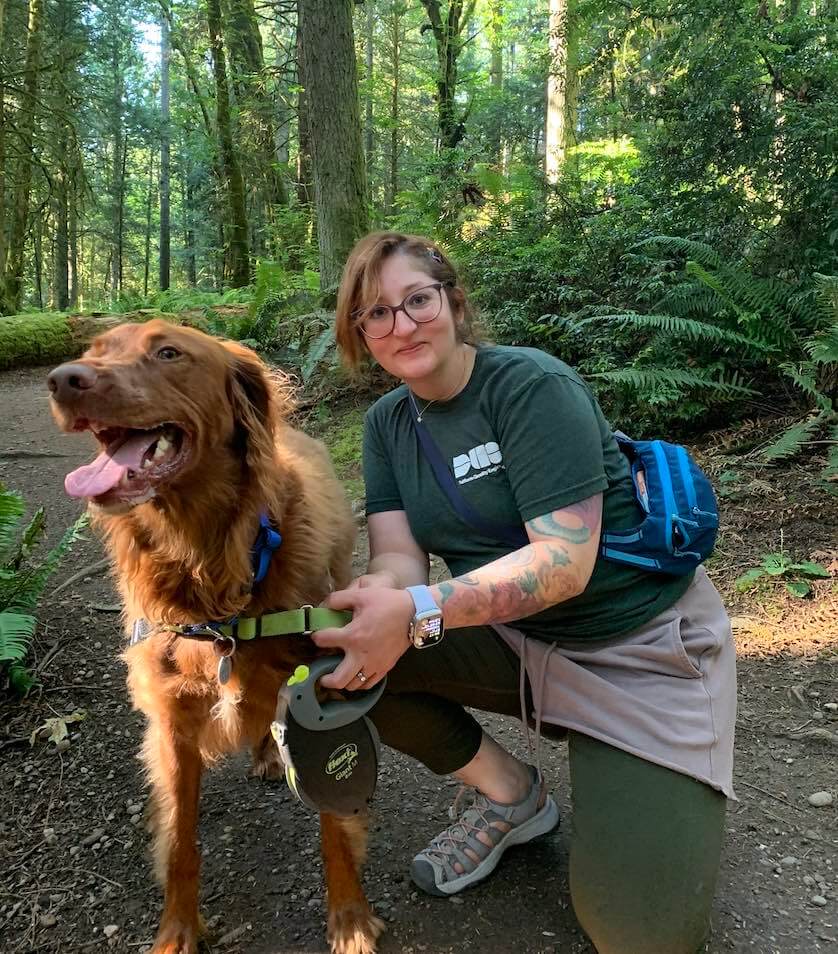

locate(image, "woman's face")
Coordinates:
360 253 461 387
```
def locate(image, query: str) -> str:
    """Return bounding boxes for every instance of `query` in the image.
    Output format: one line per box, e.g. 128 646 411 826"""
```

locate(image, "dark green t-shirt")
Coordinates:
363 345 693 641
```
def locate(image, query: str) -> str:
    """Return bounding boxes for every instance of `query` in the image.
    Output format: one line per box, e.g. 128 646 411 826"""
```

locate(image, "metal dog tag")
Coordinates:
217 655 233 684
213 635 236 685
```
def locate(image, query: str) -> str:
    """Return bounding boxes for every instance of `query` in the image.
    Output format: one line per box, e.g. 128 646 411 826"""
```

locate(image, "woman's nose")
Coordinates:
391 307 417 337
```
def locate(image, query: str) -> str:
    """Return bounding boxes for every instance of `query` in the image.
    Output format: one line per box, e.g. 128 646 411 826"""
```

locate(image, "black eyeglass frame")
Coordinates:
354 282 451 339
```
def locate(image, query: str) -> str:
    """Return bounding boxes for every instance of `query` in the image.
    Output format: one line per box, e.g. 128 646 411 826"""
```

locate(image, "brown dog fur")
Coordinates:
49 320 383 954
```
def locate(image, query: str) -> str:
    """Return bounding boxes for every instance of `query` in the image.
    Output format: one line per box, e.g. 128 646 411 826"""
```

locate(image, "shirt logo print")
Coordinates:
453 442 503 482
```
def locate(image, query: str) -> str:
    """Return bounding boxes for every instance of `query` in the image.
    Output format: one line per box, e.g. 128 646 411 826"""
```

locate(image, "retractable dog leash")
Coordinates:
271 656 385 817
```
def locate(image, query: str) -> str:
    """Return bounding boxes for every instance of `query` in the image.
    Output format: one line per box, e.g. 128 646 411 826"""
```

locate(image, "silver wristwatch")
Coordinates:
406 585 445 649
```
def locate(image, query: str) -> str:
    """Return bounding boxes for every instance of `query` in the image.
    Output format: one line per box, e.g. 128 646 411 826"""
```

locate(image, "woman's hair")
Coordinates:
335 231 478 371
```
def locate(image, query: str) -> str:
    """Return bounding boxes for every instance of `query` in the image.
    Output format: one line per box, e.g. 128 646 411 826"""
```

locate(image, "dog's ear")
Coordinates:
224 342 275 468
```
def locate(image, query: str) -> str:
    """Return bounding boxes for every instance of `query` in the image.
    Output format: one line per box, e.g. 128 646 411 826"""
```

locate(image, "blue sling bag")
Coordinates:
410 416 719 576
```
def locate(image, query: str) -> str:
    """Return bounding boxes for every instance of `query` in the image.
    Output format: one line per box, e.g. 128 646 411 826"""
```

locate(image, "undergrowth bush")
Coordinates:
0 485 88 693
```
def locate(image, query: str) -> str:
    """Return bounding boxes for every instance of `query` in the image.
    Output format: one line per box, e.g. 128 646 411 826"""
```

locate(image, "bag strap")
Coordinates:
409 412 529 550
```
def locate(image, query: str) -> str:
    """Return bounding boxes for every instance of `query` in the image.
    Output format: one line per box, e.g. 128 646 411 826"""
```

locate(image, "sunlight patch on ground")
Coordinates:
732 576 838 658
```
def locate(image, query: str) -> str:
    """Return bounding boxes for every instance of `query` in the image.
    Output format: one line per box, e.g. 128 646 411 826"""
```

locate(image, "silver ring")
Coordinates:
356 669 368 684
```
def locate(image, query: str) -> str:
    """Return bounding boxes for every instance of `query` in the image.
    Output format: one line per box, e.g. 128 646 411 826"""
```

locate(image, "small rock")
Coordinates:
804 875 816 886
824 702 838 711
780 856 798 867
81 828 105 848
103 924 119 938
127 803 142 815
812 896 828 907
43 828 58 845
808 791 834 808
55 739 70 753
40 913 57 928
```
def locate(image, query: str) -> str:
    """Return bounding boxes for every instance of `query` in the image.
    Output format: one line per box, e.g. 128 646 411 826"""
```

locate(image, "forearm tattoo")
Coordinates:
434 496 602 628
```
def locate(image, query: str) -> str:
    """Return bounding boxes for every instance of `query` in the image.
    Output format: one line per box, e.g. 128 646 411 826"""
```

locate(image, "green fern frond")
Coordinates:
636 236 723 269
301 325 336 383
590 367 757 397
823 424 838 479
779 363 834 412
762 412 828 462
15 513 90 611
656 282 722 319
804 324 838 365
813 273 838 323
0 610 36 665
572 312 772 352
0 487 25 562
19 507 46 562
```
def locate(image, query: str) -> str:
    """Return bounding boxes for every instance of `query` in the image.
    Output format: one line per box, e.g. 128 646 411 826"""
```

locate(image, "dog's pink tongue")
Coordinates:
65 432 158 498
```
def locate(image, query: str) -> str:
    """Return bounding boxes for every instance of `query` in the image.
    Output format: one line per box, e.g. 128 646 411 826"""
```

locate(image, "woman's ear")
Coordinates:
224 341 275 469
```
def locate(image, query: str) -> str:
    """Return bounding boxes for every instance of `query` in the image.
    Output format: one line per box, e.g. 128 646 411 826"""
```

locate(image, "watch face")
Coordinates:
413 611 444 648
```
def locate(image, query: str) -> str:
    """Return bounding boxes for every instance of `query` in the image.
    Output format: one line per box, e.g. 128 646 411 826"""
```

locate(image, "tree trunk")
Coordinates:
224 0 288 221
69 178 79 307
159 12 171 292
2 0 44 314
144 150 155 297
54 158 70 310
364 0 374 173
420 1 474 152
207 0 250 287
0 0 7 280
183 162 197 286
488 0 503 162
298 0 368 288
545 0 578 183
386 7 401 214
109 22 125 300
295 13 312 207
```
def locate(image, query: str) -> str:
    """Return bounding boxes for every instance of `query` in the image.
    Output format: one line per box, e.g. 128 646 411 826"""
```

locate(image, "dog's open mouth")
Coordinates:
64 422 190 506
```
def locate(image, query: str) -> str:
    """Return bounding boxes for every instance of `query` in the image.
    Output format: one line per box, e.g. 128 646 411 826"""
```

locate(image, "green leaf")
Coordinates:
789 562 830 578
0 610 36 664
785 581 811 598
735 568 765 590
761 553 791 576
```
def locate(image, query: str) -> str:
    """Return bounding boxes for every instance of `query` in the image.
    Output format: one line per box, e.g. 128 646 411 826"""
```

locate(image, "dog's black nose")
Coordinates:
48 362 98 403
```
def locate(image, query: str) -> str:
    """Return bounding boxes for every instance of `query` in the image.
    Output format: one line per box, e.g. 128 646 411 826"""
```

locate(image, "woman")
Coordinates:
313 232 736 954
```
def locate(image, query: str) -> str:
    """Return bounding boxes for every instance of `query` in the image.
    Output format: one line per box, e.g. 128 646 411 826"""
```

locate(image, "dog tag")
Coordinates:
213 634 236 685
217 654 233 685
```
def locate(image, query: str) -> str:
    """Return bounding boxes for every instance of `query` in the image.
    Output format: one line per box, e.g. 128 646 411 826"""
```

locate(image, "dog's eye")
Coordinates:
156 346 181 361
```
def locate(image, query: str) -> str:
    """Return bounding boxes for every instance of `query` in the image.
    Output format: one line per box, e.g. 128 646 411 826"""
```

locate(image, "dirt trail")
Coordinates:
1 365 836 954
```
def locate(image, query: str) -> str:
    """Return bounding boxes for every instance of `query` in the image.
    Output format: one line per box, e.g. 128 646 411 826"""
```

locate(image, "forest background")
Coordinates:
0 0 836 451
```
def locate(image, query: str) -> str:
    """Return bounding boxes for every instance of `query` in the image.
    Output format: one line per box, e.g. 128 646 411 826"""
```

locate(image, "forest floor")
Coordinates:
1 362 836 954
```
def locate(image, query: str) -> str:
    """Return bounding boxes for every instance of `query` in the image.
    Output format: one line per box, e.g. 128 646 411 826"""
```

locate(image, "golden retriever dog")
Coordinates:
48 319 383 954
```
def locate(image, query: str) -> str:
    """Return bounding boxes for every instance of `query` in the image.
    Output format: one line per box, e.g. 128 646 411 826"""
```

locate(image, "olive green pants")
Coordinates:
369 626 726 954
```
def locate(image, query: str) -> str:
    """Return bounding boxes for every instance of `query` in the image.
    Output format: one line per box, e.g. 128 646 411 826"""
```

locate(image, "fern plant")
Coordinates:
0 484 88 693
554 240 836 470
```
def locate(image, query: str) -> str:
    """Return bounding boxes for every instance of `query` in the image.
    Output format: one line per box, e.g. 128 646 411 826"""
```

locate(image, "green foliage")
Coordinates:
0 313 75 370
0 484 88 692
735 552 830 599
316 406 366 501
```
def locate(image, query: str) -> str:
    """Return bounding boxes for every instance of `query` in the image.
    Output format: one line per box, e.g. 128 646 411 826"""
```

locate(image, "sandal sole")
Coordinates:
411 795 560 897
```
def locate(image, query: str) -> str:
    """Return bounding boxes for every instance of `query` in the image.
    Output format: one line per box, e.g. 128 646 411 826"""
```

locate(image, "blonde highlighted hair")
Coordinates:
335 231 478 371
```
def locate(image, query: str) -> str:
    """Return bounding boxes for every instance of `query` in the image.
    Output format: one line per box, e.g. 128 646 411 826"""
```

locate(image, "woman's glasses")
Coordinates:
355 283 447 339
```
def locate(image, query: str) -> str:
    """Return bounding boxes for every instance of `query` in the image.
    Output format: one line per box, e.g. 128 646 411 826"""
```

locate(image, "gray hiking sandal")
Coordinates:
411 764 560 897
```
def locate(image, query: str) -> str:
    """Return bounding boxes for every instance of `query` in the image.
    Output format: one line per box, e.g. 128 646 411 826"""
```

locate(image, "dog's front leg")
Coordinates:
320 812 385 954
145 719 204 954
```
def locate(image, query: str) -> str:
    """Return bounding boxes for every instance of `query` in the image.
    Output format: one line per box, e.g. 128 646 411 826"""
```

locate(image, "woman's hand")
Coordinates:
311 585 415 690
345 569 399 591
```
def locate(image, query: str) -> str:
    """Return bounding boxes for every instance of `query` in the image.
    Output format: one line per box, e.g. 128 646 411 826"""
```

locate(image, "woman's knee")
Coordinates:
568 731 726 954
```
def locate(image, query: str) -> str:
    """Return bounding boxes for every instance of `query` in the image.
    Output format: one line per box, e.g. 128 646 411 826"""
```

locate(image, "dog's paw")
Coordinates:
150 921 200 954
250 742 284 781
249 728 284 781
327 903 385 954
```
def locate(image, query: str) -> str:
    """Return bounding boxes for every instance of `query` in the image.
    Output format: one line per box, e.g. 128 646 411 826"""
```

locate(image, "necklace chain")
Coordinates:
408 350 471 422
